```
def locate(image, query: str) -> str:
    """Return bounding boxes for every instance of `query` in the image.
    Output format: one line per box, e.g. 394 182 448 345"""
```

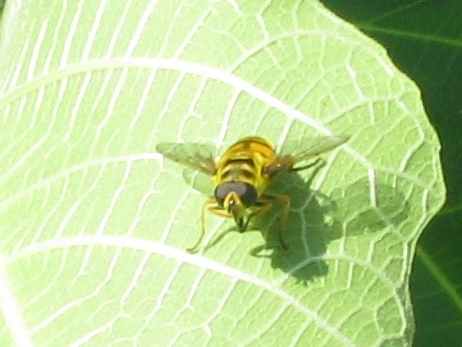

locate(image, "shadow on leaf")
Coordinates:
253 171 411 284
184 164 410 284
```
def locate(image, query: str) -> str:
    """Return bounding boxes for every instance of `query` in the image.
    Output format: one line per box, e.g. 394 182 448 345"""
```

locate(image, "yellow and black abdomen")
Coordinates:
213 137 277 197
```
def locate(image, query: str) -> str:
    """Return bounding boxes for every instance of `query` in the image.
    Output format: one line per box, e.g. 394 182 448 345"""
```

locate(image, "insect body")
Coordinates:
156 134 349 252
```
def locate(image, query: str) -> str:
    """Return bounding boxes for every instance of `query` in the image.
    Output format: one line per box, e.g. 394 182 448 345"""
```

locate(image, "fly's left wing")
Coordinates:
263 134 350 175
182 167 215 196
155 142 217 176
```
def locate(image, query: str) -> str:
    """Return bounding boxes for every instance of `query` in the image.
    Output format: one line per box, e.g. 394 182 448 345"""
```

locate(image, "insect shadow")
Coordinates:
254 172 411 284
251 164 335 283
326 177 411 240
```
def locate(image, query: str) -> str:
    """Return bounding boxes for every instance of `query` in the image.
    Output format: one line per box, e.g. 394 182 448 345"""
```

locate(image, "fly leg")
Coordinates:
259 194 291 250
241 201 273 232
243 194 291 250
186 199 228 253
290 157 325 172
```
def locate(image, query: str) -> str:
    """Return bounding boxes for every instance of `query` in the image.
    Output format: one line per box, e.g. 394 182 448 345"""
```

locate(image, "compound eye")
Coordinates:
214 182 257 207
214 183 229 206
237 182 257 207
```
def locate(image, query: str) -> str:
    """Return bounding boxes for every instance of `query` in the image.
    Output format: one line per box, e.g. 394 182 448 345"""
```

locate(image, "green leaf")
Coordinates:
0 1 445 346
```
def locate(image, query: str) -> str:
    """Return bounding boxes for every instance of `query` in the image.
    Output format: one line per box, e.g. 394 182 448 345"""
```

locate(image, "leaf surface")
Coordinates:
0 1 445 346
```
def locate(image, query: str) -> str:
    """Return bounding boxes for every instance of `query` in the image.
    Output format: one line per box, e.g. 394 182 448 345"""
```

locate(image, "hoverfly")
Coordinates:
156 134 349 253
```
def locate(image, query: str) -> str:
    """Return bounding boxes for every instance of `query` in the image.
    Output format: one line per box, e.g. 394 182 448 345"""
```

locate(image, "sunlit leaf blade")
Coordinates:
0 1 445 346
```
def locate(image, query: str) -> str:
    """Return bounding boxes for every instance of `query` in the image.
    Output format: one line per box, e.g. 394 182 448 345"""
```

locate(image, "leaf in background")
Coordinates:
0 1 445 346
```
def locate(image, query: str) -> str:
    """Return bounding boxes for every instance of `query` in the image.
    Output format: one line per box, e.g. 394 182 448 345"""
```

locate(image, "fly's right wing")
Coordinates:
155 142 217 176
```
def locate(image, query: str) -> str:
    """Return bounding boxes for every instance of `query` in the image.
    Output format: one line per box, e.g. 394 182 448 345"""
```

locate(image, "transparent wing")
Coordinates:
264 134 350 175
182 168 215 196
155 142 217 176
281 134 350 160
